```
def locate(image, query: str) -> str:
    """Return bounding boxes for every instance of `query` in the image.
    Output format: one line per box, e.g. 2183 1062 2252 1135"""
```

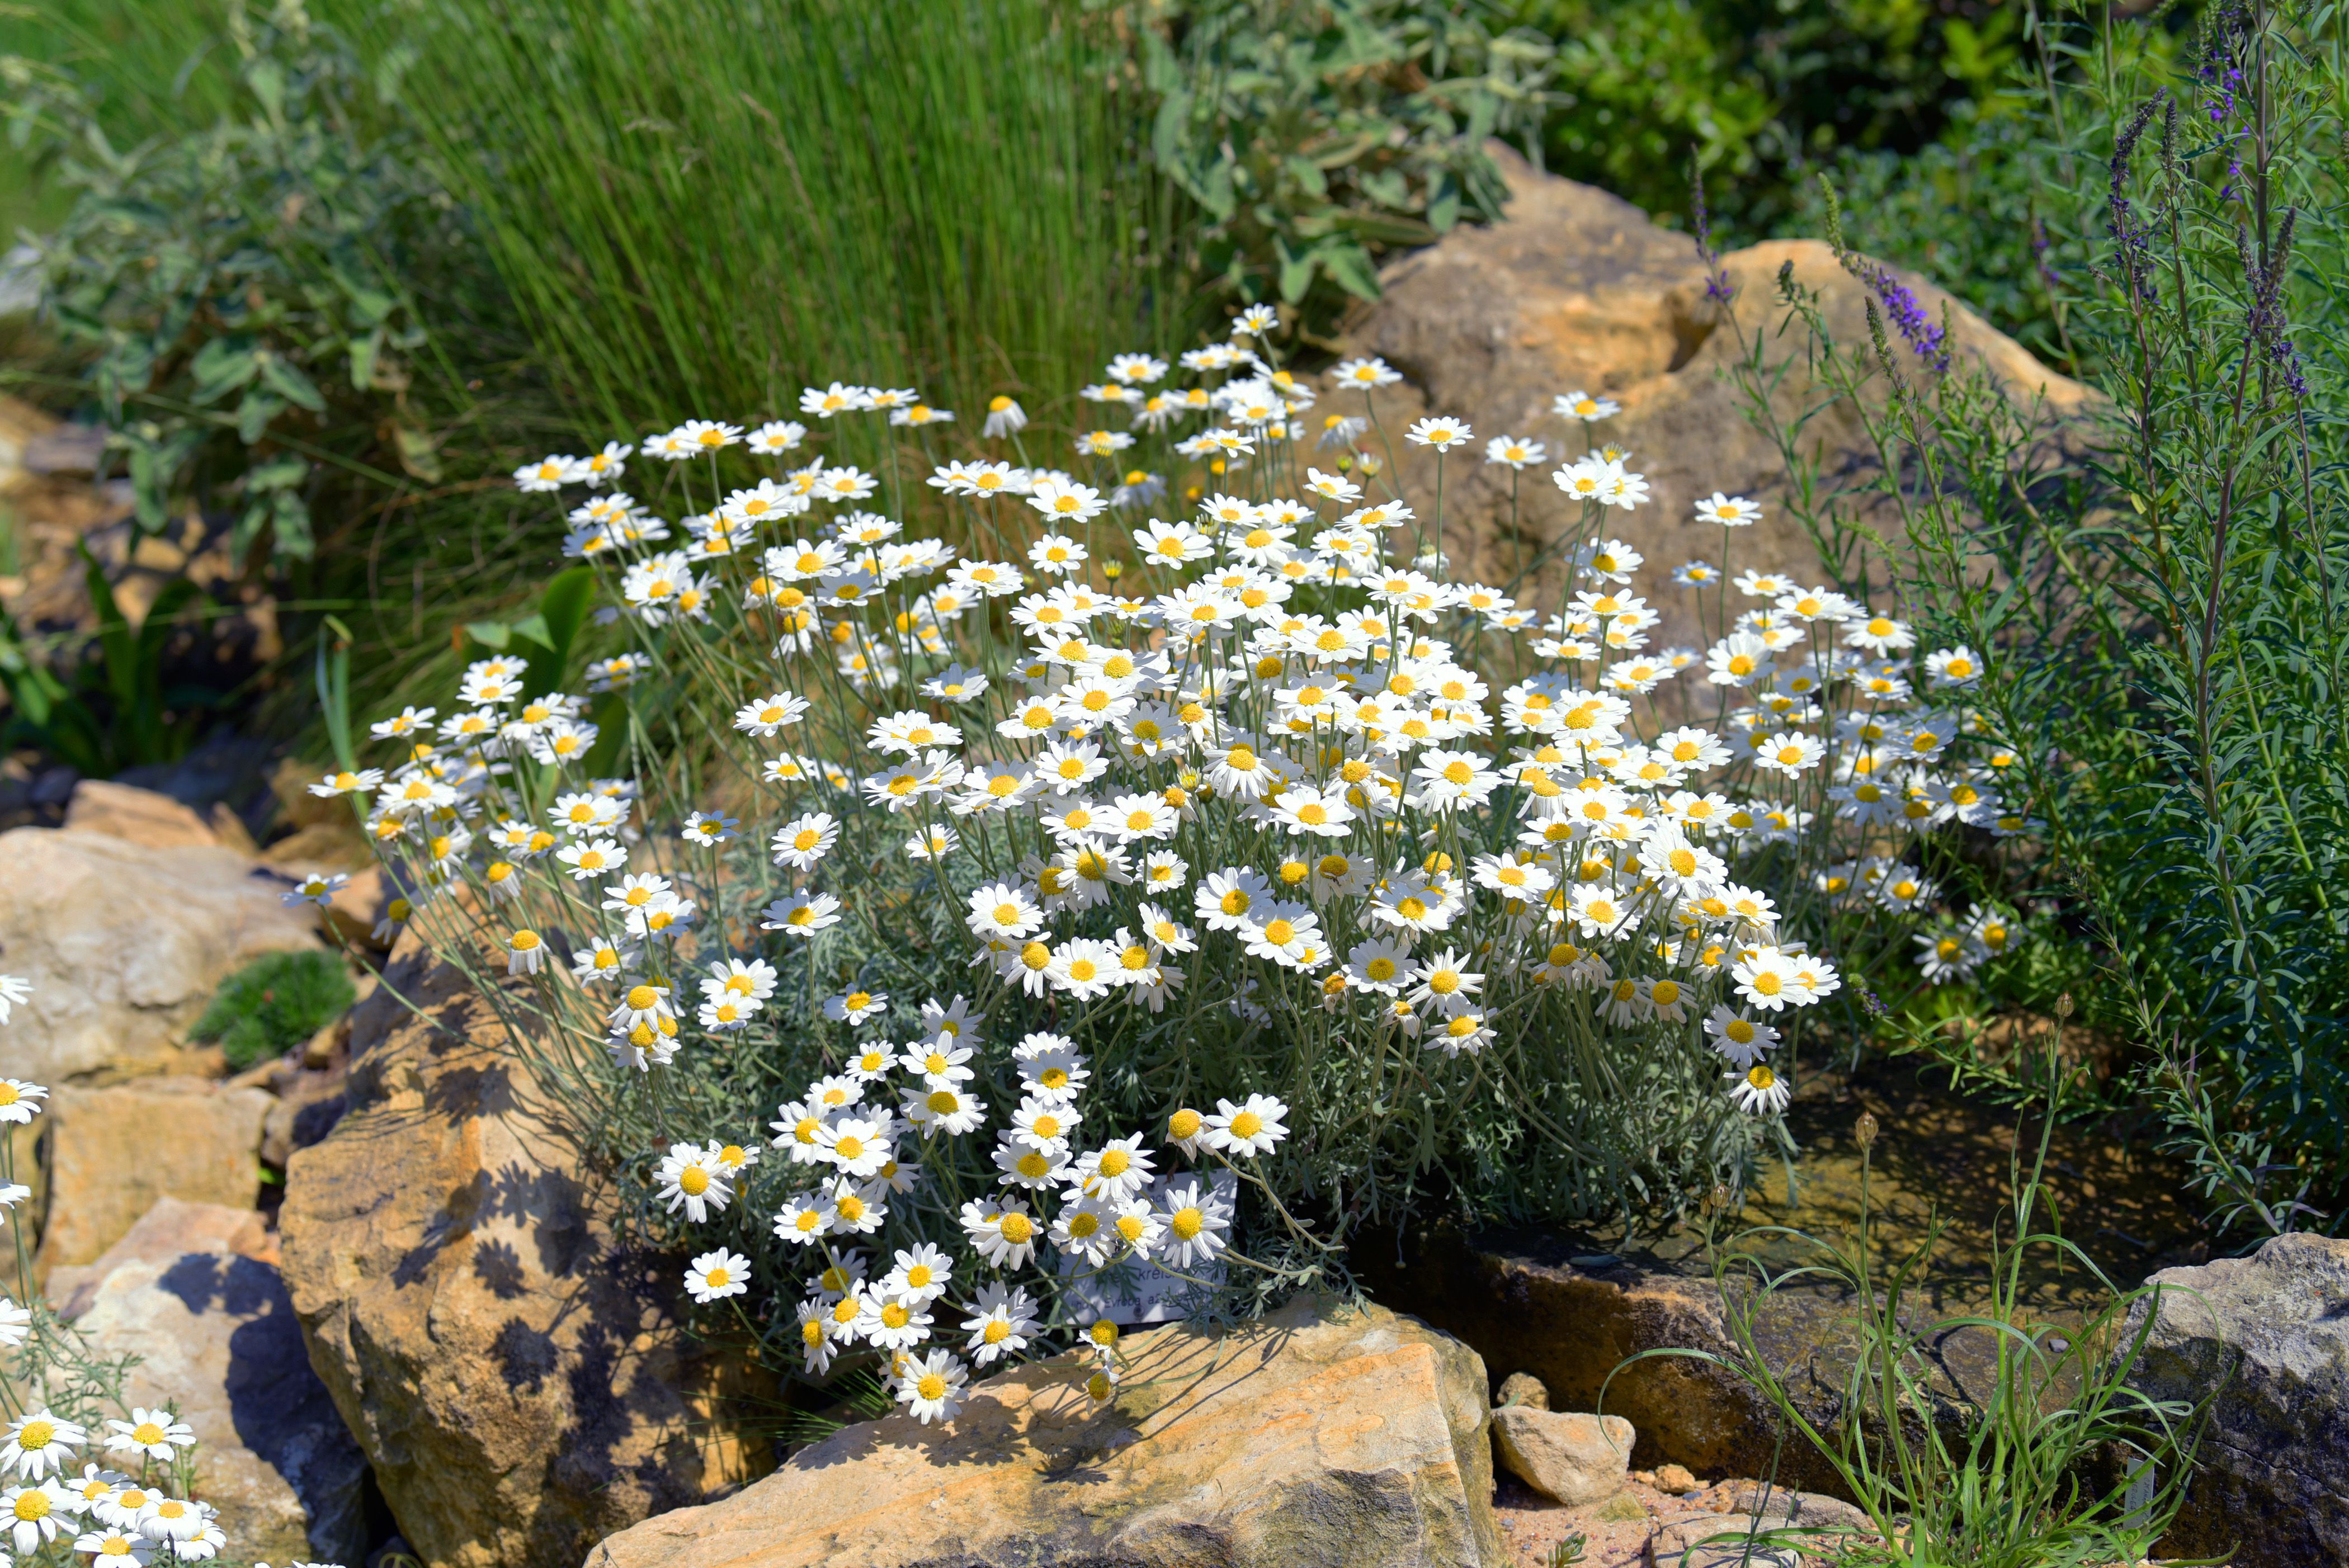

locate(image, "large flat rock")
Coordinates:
586 1297 1504 1568
69 1250 370 1563
1339 148 2094 657
280 935 772 1568
2125 1232 2349 1567
36 1078 271 1272
0 825 318 1083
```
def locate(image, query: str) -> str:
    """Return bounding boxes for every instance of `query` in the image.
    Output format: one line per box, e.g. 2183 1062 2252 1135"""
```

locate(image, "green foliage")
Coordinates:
1617 1066 2205 1566
1514 0 2050 233
1783 2 2349 1226
1140 0 1556 336
4 0 469 566
0 0 241 238
192 947 357 1069
372 0 1178 436
0 551 216 774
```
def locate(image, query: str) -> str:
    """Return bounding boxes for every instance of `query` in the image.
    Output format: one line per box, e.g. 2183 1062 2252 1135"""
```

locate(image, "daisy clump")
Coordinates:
346 330 2034 1431
0 981 270 1565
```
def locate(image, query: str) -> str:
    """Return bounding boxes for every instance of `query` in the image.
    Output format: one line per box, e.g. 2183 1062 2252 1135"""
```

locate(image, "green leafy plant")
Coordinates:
1517 0 2036 234
5 0 468 565
1802 0 2349 1225
1141 0 1558 334
0 549 216 774
192 947 357 1069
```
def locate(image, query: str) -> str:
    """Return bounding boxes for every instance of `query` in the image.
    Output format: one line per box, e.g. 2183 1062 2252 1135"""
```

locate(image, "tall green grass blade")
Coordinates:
359 0 1190 434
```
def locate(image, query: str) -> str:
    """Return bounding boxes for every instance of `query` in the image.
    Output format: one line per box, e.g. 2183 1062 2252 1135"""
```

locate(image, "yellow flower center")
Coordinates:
1230 1111 1263 1140
999 1213 1034 1244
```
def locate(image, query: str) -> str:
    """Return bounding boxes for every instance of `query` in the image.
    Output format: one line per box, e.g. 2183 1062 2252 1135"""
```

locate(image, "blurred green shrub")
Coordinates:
3 1 468 565
1516 0 2031 233
194 948 356 1069
1141 0 1558 337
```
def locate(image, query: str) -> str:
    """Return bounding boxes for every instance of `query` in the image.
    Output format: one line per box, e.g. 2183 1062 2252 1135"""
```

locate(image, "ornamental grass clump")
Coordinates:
341 306 2031 1425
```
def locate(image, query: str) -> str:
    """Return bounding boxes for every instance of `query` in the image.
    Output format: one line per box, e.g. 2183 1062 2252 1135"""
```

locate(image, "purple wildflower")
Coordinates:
1690 160 1734 306
1853 259 1950 375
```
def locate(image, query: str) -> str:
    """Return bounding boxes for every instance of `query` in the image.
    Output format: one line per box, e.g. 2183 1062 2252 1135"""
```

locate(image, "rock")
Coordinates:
279 935 773 1568
1648 1513 1800 1567
64 779 224 849
586 1296 1504 1568
1341 147 2092 656
1727 1486 1870 1534
0 825 320 1083
259 1054 350 1169
1654 1463 1699 1494
69 1250 369 1564
1359 1225 1903 1498
2122 1232 2349 1568
22 422 107 478
1492 1406 1634 1505
35 1078 272 1273
1497 1369 1551 1410
46 1196 273 1319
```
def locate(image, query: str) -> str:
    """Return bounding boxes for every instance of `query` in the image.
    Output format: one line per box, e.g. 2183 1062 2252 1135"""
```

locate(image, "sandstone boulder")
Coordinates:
47 1195 272 1319
1341 148 2093 654
63 779 224 849
279 936 771 1568
1491 1406 1633 1506
69 1250 370 1564
587 1296 1503 1568
0 825 319 1083
2123 1232 2349 1568
35 1078 272 1272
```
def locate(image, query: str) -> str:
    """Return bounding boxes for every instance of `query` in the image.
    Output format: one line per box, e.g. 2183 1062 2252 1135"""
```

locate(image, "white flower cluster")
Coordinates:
704 1000 1273 1421
0 980 328 1567
352 323 2032 1420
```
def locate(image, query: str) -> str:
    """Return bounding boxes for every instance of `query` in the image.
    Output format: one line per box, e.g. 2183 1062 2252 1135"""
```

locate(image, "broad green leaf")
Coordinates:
235 388 285 444
1276 235 1316 303
190 336 260 403
531 565 598 691
349 325 385 391
271 489 314 559
466 620 513 650
247 454 309 492
394 424 443 483
1322 240 1383 300
258 351 327 412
